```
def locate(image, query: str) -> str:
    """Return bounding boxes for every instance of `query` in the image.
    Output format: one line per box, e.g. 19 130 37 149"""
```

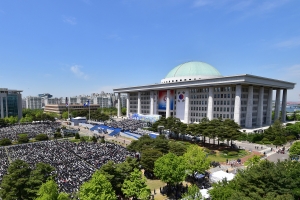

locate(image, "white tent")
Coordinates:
209 170 235 183
200 189 210 199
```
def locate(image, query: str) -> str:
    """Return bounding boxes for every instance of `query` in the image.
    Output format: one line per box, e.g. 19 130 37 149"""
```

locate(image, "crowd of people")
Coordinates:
105 119 146 133
0 122 60 141
2 140 134 194
0 148 9 183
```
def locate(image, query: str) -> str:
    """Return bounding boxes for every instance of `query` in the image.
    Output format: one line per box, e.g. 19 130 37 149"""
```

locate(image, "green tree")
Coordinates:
18 134 29 144
0 138 12 146
244 155 262 167
209 160 300 199
36 179 69 200
0 159 31 200
168 141 187 156
26 162 56 199
182 184 202 200
289 141 300 159
140 149 163 172
79 171 117 200
183 145 210 180
121 107 126 115
154 153 186 185
35 134 49 141
121 168 151 200
61 111 69 120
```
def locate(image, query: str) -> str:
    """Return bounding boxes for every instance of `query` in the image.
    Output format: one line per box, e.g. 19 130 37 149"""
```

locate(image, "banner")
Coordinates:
158 90 174 110
128 113 161 123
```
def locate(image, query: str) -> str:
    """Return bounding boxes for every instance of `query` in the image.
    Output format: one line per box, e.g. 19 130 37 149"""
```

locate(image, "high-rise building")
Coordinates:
26 96 42 109
0 88 23 119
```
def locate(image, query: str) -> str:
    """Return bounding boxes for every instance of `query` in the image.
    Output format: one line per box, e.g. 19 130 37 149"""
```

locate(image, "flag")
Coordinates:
84 100 90 107
66 97 69 107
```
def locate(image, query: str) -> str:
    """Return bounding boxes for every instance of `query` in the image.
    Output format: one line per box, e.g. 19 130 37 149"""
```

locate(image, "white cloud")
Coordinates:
275 37 300 48
70 65 89 80
63 16 77 25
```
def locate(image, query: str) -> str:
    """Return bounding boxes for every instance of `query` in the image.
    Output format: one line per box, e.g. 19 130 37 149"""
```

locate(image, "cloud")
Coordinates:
63 16 77 25
70 65 89 80
275 37 300 48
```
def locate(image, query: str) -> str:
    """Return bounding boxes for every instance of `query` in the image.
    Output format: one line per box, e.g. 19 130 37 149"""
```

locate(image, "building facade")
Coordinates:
0 88 23 119
113 61 295 128
26 96 42 109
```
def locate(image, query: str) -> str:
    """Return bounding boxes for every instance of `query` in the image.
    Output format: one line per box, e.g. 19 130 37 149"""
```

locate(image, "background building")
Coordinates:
0 88 23 119
26 96 42 109
113 61 295 128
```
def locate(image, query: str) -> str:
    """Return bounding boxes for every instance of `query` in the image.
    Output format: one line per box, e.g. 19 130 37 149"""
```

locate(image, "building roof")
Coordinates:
165 61 222 78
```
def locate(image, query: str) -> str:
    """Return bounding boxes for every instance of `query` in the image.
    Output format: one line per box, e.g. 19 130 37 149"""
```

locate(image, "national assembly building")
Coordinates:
113 61 295 128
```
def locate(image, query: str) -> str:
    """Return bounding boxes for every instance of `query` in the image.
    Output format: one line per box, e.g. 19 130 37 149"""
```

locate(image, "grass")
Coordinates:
206 149 250 162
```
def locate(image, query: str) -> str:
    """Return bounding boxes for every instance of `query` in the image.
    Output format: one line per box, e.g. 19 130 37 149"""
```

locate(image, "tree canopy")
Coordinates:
79 170 117 200
209 160 300 200
121 168 151 200
154 153 186 185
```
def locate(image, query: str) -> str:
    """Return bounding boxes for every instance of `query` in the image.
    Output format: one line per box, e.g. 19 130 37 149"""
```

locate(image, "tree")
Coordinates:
154 153 186 185
61 111 68 120
79 171 117 200
183 145 210 180
121 168 151 200
121 107 126 115
209 160 300 199
168 141 187 156
182 184 202 200
289 141 300 159
0 159 31 199
75 132 80 139
35 134 49 141
18 134 29 144
36 179 69 200
140 149 163 172
26 162 56 199
35 180 59 200
244 155 261 167
0 138 12 146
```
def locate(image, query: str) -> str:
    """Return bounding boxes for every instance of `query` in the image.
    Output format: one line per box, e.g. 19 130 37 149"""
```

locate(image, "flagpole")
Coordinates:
89 99 90 124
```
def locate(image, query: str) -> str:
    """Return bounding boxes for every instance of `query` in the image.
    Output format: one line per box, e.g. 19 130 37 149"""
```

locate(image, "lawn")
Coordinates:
206 149 250 163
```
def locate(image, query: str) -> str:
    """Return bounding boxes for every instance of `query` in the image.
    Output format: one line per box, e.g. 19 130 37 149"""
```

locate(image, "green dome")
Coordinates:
165 61 222 78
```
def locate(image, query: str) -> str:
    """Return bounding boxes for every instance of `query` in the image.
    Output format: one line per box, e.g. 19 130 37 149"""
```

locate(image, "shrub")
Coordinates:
54 132 62 138
223 150 229 154
75 133 80 139
80 137 86 142
286 135 296 141
91 136 97 143
210 150 216 155
18 134 29 144
0 138 12 146
100 137 105 143
35 134 49 141
228 151 238 156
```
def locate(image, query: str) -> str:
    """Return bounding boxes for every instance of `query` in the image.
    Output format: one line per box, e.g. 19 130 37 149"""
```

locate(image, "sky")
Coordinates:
0 0 299 101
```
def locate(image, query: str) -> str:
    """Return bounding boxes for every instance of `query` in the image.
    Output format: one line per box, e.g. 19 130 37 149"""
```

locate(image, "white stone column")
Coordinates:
137 92 141 114
126 93 130 117
266 88 273 125
234 85 242 125
117 93 121 117
245 86 253 128
274 89 281 120
281 89 287 123
207 87 214 120
166 90 171 118
256 87 264 127
150 91 154 115
184 89 190 123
